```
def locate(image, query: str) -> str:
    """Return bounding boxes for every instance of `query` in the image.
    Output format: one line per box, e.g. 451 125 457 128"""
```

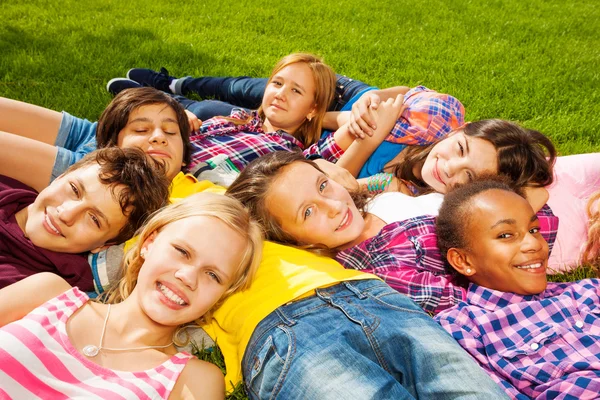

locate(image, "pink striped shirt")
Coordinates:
0 287 193 399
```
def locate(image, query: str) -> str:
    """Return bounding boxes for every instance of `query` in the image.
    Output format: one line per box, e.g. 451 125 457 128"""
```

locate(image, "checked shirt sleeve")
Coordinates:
302 133 345 163
335 216 467 314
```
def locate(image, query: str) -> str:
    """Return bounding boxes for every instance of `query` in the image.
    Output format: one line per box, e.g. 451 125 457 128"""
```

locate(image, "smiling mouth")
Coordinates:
157 282 188 309
44 210 63 237
514 261 546 272
433 158 445 185
336 209 353 231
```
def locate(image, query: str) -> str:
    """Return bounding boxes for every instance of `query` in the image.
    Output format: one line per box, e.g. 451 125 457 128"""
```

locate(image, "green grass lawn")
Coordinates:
1 0 599 398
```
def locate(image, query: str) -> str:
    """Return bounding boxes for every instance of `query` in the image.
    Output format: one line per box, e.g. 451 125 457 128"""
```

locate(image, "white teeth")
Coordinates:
337 212 348 231
158 283 186 305
45 213 60 234
516 263 543 269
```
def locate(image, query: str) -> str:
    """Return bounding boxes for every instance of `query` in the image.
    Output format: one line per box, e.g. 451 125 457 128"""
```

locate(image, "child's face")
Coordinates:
135 215 246 326
460 189 548 295
21 164 128 254
420 131 498 193
261 62 317 135
266 162 365 249
117 104 185 181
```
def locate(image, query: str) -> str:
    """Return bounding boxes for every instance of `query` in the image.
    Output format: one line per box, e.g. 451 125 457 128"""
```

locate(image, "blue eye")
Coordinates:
319 181 328 192
304 207 313 219
207 271 221 283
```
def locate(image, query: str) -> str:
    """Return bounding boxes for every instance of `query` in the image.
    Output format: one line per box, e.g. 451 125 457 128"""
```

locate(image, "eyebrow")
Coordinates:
76 178 110 227
273 74 306 93
128 117 179 124
490 213 539 229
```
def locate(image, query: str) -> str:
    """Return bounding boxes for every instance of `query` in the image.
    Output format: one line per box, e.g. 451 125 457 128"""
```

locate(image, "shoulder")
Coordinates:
170 358 225 400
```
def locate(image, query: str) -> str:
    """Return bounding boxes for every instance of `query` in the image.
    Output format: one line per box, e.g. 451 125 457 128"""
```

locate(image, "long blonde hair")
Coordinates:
582 191 600 271
257 53 336 147
103 192 263 324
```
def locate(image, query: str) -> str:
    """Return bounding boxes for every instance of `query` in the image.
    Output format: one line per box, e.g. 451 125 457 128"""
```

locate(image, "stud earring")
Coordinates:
140 250 147 258
466 268 472 274
307 115 313 121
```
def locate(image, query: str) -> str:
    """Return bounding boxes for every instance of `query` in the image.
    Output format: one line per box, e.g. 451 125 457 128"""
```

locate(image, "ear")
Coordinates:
446 248 476 277
306 105 317 121
140 231 158 256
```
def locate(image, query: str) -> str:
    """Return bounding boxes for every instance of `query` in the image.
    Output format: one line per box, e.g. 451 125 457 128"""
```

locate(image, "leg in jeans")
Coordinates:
178 74 375 113
172 95 246 121
177 77 268 110
243 280 509 400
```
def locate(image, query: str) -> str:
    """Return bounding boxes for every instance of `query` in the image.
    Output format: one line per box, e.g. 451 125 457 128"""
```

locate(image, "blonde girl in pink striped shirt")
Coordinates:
0 192 262 399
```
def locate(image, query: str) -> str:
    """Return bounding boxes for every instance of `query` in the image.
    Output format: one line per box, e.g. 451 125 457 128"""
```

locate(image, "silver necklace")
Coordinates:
82 304 174 357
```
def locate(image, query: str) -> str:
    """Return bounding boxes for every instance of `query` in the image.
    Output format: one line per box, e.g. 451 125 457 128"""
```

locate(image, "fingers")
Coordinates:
184 110 202 132
350 93 381 138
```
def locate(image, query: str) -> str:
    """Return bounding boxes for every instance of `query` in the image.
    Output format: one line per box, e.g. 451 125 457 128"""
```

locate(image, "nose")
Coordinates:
149 128 167 145
322 197 344 218
521 231 544 253
56 200 85 226
174 266 198 291
274 86 286 102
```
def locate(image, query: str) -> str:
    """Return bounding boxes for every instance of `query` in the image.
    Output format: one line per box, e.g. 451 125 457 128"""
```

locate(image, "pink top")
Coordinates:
546 153 600 273
0 287 193 399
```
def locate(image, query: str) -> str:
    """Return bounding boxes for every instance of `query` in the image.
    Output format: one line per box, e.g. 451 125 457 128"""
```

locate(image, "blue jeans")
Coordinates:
242 280 508 400
175 75 375 119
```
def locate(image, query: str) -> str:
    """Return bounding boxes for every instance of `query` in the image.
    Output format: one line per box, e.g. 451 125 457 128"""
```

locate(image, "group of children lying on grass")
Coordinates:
0 52 599 399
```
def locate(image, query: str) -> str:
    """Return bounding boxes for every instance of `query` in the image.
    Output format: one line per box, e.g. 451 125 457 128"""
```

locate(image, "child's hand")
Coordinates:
349 92 381 139
313 159 359 191
370 94 405 140
185 109 202 132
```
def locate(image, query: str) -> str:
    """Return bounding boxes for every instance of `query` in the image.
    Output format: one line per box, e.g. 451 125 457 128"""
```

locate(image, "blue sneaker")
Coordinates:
127 67 177 93
106 78 142 95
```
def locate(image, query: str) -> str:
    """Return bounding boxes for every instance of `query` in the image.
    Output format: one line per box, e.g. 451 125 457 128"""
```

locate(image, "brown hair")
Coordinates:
394 119 557 193
226 151 369 252
103 192 263 326
96 87 192 170
63 147 171 245
257 53 336 147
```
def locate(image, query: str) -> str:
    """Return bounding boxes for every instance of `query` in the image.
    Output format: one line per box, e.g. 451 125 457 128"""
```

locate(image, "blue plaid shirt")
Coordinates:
435 279 600 399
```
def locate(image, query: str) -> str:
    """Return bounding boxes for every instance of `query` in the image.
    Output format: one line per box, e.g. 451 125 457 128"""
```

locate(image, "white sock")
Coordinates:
169 79 179 94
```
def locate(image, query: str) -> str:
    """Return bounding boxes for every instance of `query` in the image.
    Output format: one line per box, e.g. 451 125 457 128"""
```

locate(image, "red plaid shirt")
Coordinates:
188 109 343 171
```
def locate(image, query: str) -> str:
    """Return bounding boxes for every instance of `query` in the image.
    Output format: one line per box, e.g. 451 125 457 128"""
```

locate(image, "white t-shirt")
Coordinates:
365 192 444 225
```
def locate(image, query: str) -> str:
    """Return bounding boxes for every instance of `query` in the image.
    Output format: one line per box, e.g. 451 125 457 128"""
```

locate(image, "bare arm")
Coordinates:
0 273 71 327
0 131 56 191
336 95 405 176
348 86 410 137
0 97 63 145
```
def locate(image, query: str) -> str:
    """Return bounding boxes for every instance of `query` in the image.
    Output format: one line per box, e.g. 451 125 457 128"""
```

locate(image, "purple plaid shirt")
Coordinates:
435 279 600 399
188 109 343 171
335 205 558 314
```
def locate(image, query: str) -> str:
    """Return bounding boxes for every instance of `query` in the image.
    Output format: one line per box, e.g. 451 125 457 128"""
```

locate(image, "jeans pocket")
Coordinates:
245 327 294 399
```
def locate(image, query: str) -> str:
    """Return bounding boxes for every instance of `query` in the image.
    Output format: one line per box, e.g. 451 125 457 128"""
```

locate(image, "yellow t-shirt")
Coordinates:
202 241 377 390
122 173 224 253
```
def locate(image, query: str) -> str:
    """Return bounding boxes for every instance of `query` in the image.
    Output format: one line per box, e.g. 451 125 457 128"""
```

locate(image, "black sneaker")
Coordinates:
106 78 142 95
127 67 177 93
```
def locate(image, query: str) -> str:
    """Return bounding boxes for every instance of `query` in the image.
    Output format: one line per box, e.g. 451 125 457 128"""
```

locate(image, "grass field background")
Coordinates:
2 0 599 155
1 0 599 397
